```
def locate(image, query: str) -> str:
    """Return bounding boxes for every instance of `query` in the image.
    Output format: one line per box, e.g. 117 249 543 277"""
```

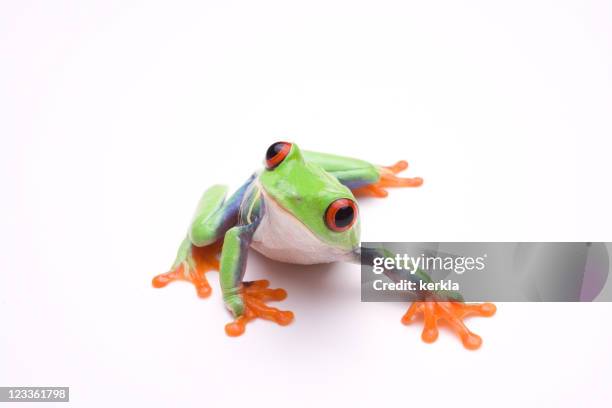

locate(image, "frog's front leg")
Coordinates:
303 150 423 198
401 301 496 349
220 210 294 336
360 248 496 350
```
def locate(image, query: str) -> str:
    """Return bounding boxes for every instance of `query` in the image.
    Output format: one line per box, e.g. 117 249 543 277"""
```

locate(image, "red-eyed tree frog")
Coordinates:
153 142 496 349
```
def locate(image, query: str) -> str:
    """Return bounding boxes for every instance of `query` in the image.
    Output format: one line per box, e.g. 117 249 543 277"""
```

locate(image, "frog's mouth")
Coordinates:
349 247 364 264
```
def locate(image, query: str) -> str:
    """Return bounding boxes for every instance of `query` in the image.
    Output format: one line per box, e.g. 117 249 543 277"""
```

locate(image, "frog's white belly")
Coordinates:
251 189 352 265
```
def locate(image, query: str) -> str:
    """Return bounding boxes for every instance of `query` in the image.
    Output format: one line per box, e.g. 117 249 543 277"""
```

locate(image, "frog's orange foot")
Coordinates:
152 241 222 298
225 280 294 336
352 160 423 198
401 301 496 350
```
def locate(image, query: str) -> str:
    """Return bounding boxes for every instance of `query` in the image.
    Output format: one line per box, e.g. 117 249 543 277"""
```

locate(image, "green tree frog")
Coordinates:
153 142 495 349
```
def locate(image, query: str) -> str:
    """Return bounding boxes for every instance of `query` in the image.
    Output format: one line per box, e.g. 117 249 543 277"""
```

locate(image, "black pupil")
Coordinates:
266 142 285 161
334 206 354 228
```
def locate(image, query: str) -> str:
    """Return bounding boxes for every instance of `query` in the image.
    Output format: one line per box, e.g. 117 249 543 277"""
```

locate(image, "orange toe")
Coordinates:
352 160 423 198
225 280 294 336
152 241 222 298
402 301 496 350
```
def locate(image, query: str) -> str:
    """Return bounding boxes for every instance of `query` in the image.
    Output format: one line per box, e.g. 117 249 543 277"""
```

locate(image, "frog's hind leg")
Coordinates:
153 178 254 298
302 150 423 198
351 160 423 198
152 238 222 298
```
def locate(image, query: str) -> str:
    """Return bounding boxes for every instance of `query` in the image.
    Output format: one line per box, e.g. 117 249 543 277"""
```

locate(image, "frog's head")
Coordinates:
259 142 360 255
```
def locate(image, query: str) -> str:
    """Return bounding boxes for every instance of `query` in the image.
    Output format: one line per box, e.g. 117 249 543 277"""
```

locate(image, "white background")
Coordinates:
1 1 612 407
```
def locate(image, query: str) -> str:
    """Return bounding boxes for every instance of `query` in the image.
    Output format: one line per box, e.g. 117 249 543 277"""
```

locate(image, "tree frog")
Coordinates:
153 142 496 349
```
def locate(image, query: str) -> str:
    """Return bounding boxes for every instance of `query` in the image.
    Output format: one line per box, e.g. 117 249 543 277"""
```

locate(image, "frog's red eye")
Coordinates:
325 198 358 232
265 142 292 169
